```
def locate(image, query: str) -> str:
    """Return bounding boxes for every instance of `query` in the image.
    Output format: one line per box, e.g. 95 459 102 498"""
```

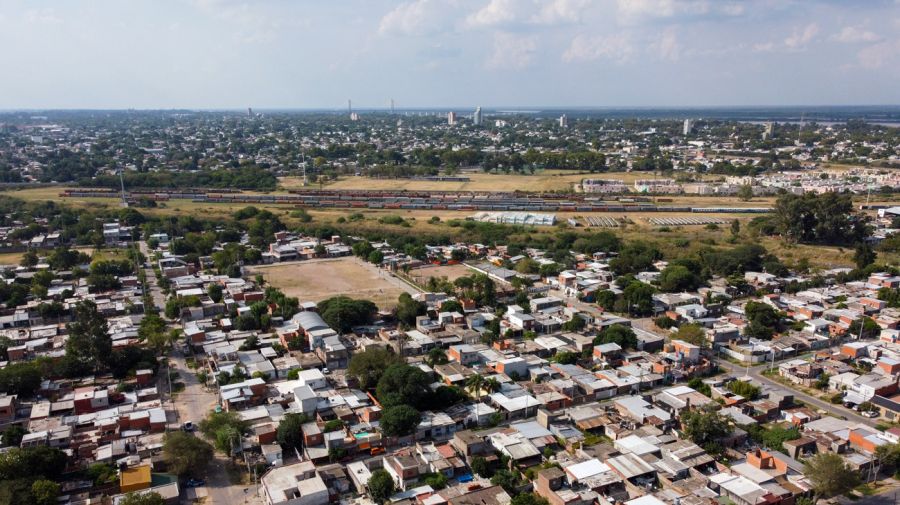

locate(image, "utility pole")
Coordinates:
119 169 128 208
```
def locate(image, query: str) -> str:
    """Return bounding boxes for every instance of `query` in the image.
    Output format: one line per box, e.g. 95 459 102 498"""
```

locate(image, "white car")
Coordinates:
861 411 878 418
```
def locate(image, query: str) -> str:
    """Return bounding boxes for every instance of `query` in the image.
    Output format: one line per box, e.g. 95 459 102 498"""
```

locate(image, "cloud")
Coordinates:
653 27 680 61
615 0 744 23
379 0 452 35
25 8 62 25
465 0 590 29
531 0 592 25
784 23 819 50
563 33 633 63
832 25 880 43
857 40 900 68
486 32 537 69
466 0 518 28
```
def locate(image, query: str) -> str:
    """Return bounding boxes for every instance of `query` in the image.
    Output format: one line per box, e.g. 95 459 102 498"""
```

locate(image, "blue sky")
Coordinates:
1 0 899 109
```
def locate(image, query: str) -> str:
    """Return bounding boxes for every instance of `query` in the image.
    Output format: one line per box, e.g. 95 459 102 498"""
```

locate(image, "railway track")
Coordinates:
59 189 773 214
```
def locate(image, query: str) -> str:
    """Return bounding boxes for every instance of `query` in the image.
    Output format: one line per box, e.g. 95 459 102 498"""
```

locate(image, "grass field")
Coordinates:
246 257 409 309
407 264 474 286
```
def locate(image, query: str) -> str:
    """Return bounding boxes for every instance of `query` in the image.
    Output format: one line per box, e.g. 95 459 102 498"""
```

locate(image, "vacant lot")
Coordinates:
407 263 474 287
246 257 412 309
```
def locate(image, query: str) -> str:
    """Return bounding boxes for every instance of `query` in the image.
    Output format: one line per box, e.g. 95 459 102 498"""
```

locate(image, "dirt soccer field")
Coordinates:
407 263 474 286
246 257 411 309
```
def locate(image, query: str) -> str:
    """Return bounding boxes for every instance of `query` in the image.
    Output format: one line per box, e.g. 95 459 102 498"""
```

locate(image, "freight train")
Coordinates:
58 189 772 213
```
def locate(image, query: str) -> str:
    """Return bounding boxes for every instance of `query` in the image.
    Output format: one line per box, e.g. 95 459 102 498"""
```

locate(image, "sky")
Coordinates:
1 0 899 109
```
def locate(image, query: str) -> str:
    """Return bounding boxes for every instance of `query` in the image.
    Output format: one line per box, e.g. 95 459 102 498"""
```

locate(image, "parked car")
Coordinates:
862 411 878 418
186 479 206 488
181 421 194 432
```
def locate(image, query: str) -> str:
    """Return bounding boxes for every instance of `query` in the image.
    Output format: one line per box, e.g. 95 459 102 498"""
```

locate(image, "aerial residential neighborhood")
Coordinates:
2 2 900 505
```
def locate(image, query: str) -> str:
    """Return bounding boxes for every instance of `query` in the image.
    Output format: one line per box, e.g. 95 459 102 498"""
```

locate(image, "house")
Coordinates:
261 462 329 505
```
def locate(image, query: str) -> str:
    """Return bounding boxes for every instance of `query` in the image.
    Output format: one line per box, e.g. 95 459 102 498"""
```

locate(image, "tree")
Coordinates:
368 250 385 264
744 301 779 340
276 413 309 452
876 443 900 472
66 300 113 372
20 250 38 268
511 494 550 505
467 373 485 400
593 324 637 350
848 317 880 339
139 314 171 355
318 296 377 333
163 431 213 477
773 193 868 246
471 456 491 478
854 243 877 269
731 219 741 236
804 452 860 503
726 380 760 400
376 364 431 408
426 348 448 367
30 479 60 505
367 469 395 503
551 351 578 365
395 293 426 328
659 265 701 292
423 472 449 490
119 492 167 505
0 362 43 396
348 347 403 390
198 411 248 454
596 290 617 310
515 258 540 274
2 425 27 447
0 446 67 480
561 315 586 332
490 469 521 493
737 184 754 201
680 407 730 453
380 404 421 437
207 283 224 303
674 324 707 348
621 281 656 316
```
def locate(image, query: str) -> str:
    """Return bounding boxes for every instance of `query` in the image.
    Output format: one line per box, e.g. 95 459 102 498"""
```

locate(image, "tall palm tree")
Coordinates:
484 377 501 395
466 373 485 401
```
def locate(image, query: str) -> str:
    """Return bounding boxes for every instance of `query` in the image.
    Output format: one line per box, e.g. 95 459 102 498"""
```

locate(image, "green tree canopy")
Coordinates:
318 296 377 333
803 452 860 503
276 413 309 452
119 491 167 505
163 431 213 477
380 405 421 437
376 364 431 409
367 469 395 503
66 300 113 372
348 347 403 390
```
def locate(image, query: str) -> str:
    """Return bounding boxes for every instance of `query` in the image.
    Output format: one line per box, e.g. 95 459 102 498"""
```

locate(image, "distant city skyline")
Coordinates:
1 0 899 109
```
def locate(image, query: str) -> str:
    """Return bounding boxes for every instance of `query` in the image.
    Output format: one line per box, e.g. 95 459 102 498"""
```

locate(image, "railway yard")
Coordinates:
58 188 773 214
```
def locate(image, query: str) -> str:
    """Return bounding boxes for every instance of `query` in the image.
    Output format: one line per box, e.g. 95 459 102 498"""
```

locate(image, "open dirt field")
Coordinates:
246 257 412 309
407 263 474 286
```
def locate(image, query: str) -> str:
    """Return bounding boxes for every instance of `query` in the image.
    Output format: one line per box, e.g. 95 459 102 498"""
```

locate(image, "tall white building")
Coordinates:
683 119 693 135
559 114 568 128
448 111 457 125
473 107 482 126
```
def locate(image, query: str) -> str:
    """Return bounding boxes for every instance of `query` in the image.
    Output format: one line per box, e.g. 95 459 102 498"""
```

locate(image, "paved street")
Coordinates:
716 359 879 428
552 289 880 428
